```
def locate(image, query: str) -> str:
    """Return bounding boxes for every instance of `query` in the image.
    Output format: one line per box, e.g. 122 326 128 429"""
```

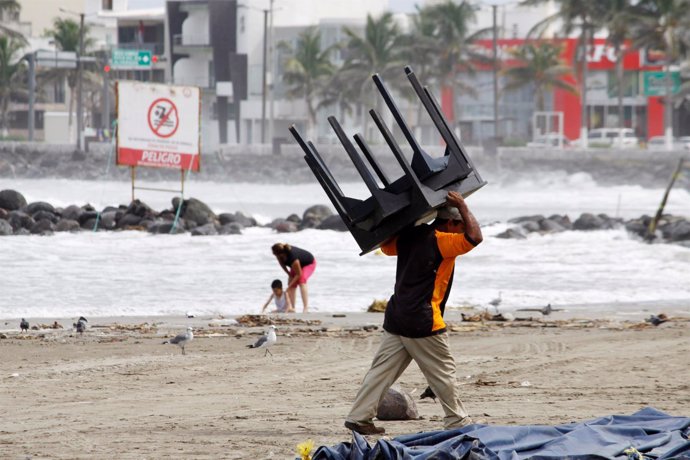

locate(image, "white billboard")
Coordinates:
116 81 201 171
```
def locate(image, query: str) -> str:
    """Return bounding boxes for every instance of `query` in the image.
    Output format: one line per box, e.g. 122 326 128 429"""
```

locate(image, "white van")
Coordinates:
576 128 639 148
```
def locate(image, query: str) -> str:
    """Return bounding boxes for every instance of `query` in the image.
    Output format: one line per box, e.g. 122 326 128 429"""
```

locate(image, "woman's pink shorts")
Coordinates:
290 259 316 285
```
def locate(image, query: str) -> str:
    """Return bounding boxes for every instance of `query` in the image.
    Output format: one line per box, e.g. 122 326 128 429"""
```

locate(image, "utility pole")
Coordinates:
103 53 110 134
76 12 85 151
261 8 268 143
580 26 589 149
28 53 35 141
492 4 499 139
268 0 275 146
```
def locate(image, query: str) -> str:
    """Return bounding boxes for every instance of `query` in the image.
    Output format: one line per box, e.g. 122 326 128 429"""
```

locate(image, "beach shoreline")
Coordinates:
1 311 689 459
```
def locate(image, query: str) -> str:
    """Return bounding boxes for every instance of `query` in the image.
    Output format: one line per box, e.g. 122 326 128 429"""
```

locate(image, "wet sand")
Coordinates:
1 312 689 459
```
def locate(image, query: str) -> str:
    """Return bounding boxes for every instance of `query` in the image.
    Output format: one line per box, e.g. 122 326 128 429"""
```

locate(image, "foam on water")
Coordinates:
1 174 689 318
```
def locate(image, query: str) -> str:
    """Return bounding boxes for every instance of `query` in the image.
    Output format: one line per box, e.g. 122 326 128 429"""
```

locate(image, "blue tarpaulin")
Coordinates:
313 408 690 459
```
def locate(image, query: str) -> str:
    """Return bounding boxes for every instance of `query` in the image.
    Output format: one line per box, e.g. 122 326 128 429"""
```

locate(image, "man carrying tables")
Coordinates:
345 191 483 436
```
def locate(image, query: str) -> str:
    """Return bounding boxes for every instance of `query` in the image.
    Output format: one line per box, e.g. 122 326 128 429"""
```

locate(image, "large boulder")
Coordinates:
496 227 526 239
61 205 84 221
176 197 216 226
32 210 58 223
126 199 155 218
8 211 35 232
508 214 545 224
376 387 419 421
30 219 55 235
318 215 348 231
520 220 541 233
191 223 218 236
0 219 12 235
219 223 243 235
148 219 186 234
274 220 298 233
661 219 690 242
78 210 99 226
24 201 55 215
219 211 256 227
98 211 118 230
301 204 333 229
573 213 606 231
55 219 81 232
548 214 572 230
117 213 143 229
0 190 27 211
539 218 566 234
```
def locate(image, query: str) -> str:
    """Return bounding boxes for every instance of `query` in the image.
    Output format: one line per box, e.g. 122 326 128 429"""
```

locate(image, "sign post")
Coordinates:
116 81 201 200
643 71 680 96
111 49 153 69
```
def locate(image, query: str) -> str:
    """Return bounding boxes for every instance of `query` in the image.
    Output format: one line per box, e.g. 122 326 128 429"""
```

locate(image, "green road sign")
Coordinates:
643 71 680 97
111 49 152 69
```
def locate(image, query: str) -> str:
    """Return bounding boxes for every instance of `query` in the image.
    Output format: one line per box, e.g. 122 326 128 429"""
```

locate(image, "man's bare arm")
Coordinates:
447 191 483 244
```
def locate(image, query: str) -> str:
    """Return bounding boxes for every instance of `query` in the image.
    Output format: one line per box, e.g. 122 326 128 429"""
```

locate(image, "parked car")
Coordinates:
526 133 571 148
647 136 690 150
575 128 639 148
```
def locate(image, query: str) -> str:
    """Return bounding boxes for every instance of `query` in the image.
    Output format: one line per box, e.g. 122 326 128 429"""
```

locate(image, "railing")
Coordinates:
174 75 214 88
173 34 210 47
117 42 165 55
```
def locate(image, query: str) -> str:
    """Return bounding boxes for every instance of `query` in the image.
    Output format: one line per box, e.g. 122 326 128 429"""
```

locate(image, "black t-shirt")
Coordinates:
285 246 314 268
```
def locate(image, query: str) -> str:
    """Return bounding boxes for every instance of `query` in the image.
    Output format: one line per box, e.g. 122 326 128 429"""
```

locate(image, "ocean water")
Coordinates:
1 173 689 318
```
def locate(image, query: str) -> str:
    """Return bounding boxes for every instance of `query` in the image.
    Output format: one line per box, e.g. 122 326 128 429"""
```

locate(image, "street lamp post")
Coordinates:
261 8 268 143
77 12 85 151
59 8 86 152
492 4 499 139
27 53 35 141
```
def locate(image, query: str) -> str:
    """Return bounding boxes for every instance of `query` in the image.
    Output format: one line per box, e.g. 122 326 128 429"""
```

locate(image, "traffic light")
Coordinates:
103 64 111 73
152 55 159 64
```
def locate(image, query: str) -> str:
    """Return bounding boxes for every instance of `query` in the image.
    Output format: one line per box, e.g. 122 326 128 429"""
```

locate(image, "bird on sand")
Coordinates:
419 386 437 402
20 318 29 332
488 292 502 313
247 325 277 356
163 327 194 355
645 314 668 326
74 316 88 335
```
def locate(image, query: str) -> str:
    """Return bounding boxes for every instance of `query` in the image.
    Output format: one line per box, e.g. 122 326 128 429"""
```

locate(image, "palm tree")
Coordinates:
340 12 405 135
522 0 609 143
399 6 441 137
628 0 690 140
421 0 486 122
501 41 578 111
602 0 634 131
280 27 335 139
0 35 25 136
43 17 94 137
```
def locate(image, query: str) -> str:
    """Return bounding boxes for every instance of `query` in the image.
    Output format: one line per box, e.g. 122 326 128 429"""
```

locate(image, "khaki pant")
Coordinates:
346 331 470 429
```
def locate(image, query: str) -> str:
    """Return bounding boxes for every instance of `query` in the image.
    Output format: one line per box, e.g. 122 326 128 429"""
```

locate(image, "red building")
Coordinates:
467 38 672 142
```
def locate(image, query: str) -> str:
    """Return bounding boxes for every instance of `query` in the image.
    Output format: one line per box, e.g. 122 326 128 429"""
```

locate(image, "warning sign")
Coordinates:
147 98 179 138
116 81 201 171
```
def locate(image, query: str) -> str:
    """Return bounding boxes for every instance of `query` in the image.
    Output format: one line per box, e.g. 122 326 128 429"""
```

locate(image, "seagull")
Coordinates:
74 316 88 335
20 318 29 332
645 314 668 326
488 291 502 314
247 325 277 356
163 327 194 355
419 386 437 402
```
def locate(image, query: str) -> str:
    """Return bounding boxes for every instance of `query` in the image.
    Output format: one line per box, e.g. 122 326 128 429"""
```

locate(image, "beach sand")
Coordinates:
1 312 689 459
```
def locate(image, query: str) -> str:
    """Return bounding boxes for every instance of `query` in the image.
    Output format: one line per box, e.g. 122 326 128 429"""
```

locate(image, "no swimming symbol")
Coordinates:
147 98 179 138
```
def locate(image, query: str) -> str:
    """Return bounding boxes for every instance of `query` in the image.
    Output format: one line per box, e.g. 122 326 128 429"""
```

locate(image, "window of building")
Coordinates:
102 0 113 10
54 77 65 104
